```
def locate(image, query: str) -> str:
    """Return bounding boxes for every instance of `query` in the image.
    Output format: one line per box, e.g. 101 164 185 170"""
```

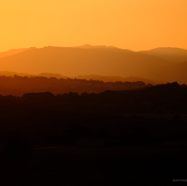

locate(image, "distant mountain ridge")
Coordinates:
0 45 171 78
0 45 187 84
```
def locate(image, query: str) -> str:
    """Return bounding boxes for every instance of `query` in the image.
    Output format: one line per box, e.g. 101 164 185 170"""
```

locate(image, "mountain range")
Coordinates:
0 45 187 84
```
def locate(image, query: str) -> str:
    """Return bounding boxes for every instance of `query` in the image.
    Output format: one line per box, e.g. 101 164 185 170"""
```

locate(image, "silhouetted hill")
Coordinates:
0 71 157 84
140 47 187 63
0 75 150 96
0 46 171 80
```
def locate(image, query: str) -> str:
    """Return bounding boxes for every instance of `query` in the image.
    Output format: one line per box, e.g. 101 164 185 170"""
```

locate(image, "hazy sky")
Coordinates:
0 0 187 52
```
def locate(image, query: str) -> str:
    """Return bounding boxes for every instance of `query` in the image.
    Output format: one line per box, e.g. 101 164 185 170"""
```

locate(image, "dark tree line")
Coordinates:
0 75 149 96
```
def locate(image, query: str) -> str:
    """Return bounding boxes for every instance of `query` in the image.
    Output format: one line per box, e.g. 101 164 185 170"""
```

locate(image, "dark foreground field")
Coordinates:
0 133 187 185
0 83 187 185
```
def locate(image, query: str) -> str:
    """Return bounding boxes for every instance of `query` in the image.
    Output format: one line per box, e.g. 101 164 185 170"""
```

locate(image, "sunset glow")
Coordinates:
0 0 187 52
0 2 187 184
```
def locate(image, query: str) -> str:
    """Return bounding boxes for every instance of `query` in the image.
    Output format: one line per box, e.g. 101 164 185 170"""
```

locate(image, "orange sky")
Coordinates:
0 0 187 52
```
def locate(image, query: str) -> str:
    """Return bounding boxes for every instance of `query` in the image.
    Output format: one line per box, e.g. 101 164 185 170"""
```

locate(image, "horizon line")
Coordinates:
1 44 187 53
